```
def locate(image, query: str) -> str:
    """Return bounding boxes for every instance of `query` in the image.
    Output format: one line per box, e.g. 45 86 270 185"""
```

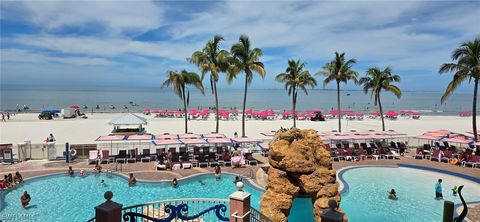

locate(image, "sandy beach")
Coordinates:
0 113 473 145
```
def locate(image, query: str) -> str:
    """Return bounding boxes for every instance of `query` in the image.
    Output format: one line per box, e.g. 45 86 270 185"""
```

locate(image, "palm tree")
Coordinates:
187 35 230 133
228 35 266 137
359 67 401 131
439 37 480 144
276 60 317 128
161 70 204 133
316 52 358 132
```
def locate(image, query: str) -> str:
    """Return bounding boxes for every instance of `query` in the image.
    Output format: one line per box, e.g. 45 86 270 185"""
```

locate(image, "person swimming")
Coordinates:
172 178 178 188
21 191 31 208
198 180 205 185
233 176 242 184
452 186 458 196
79 170 86 177
388 189 398 200
99 179 106 186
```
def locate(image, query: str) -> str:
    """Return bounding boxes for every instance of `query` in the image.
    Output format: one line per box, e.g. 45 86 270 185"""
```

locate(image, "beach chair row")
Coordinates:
413 146 480 168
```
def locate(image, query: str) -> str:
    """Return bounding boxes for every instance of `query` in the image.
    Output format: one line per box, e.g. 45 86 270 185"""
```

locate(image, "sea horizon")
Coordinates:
1 84 476 116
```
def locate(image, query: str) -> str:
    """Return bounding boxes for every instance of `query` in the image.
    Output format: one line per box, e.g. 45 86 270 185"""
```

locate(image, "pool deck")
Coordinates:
1 154 479 221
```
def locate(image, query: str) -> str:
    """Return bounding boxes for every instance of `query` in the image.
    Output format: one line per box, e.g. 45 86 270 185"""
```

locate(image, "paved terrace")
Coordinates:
1 154 479 221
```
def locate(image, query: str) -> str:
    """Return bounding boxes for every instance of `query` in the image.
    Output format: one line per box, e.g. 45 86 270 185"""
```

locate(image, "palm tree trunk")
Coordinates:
378 93 385 131
336 81 341 132
473 78 478 150
182 85 188 133
241 71 249 137
293 89 297 128
213 79 220 133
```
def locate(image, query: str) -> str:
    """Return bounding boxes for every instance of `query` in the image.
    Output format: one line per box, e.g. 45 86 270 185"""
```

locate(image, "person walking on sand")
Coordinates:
47 133 56 142
1 113 5 122
435 179 443 200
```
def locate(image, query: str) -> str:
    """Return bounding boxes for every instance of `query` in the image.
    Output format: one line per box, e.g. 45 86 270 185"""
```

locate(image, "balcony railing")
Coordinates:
121 198 229 222
250 207 272 222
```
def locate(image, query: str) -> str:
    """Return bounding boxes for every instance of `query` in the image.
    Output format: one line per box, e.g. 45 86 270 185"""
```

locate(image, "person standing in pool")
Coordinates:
435 179 443 200
172 178 178 188
128 173 137 186
67 166 74 176
21 191 31 208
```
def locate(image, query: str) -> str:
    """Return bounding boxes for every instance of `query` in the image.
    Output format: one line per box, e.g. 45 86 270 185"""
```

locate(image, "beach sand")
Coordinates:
0 113 473 145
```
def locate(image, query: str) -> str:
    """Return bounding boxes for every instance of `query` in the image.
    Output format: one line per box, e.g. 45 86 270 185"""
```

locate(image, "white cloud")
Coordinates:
1 49 115 65
3 1 164 36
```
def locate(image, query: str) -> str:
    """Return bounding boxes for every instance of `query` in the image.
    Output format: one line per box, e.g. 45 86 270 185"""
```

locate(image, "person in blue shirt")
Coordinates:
435 179 443 200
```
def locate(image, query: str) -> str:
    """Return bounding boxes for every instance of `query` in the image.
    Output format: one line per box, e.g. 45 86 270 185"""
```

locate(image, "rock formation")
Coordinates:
260 128 347 222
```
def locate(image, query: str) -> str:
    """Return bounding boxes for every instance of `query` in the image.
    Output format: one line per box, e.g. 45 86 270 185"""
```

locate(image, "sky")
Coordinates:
1 0 479 92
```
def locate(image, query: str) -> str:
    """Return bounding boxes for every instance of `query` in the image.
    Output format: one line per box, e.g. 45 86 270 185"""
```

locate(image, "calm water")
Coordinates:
0 85 475 115
340 167 480 222
0 173 313 222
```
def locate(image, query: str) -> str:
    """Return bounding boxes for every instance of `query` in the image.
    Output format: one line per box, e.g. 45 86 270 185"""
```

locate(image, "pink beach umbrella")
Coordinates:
70 105 79 109
370 111 380 116
143 108 151 112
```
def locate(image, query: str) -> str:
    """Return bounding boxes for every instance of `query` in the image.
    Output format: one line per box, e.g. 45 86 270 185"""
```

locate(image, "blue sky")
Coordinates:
1 0 479 92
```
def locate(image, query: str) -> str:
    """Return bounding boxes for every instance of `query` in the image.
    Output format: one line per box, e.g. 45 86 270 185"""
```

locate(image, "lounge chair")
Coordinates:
222 151 231 166
116 150 127 164
141 149 151 162
337 149 346 161
180 153 192 169
429 149 442 162
198 154 209 168
353 143 360 149
193 146 201 160
88 150 99 165
100 150 112 164
389 150 401 160
244 153 257 165
414 148 424 159
342 142 350 149
462 155 480 168
127 149 137 163
345 148 358 161
156 160 167 170
440 150 453 163
209 153 219 167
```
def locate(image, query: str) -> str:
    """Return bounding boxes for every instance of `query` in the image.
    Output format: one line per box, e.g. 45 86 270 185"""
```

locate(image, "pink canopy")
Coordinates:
206 138 232 144
96 135 126 141
258 142 269 150
154 139 182 146
232 137 261 143
126 134 153 140
180 138 207 145
442 136 473 144
385 110 398 117
203 133 226 138
178 133 201 139
155 134 178 140
355 113 364 117
143 108 151 112
70 105 79 109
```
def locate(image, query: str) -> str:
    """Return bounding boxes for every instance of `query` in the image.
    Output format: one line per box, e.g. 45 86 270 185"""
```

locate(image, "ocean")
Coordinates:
0 85 475 116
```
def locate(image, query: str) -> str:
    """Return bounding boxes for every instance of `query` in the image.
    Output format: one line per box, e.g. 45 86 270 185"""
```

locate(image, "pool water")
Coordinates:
1 167 478 222
0 173 269 221
339 167 480 222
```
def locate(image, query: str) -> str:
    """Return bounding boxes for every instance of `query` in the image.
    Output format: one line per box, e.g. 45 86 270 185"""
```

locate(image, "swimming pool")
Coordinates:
339 166 480 222
1 167 478 222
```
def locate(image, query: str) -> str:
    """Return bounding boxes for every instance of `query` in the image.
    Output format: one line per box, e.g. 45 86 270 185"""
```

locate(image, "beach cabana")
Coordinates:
155 134 178 140
178 133 202 139
153 139 182 146
109 113 147 135
126 134 154 153
95 135 127 155
179 138 207 145
203 133 226 138
231 137 261 144
206 138 232 145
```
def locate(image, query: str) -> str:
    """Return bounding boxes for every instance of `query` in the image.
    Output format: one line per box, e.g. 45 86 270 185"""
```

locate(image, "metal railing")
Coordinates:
121 198 229 222
249 207 272 222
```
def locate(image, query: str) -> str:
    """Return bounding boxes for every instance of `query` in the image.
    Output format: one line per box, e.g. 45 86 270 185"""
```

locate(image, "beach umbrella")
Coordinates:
143 108 151 112
70 105 80 109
